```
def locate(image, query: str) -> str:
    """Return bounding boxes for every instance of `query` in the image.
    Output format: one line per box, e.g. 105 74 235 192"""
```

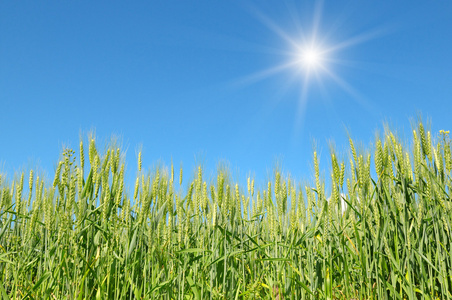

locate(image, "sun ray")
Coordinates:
250 8 302 49
311 0 324 44
323 26 390 54
229 60 300 87
318 65 378 114
290 77 309 146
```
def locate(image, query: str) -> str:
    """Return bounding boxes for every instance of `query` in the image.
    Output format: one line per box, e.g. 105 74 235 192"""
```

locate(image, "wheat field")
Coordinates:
1 121 451 299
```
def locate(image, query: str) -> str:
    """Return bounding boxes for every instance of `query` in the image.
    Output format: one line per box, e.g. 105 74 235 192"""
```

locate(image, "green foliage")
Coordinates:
1 122 452 299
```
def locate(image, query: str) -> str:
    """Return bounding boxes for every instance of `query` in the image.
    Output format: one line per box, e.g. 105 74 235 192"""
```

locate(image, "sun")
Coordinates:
297 45 325 71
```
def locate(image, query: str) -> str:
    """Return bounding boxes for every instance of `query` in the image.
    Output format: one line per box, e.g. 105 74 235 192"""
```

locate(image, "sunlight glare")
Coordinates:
231 2 388 140
297 46 324 71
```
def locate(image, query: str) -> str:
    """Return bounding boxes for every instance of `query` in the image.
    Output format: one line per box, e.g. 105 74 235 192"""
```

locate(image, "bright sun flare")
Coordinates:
242 1 386 93
234 2 387 137
298 46 324 70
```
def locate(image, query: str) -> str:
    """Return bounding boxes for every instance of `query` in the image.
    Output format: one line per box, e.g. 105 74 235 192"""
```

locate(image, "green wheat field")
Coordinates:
1 121 452 299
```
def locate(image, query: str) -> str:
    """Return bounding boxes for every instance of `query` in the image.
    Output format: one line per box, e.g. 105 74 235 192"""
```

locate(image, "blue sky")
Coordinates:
1 1 452 188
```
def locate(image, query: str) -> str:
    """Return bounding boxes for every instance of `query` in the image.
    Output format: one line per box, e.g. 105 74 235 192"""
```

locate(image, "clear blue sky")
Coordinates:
1 1 452 188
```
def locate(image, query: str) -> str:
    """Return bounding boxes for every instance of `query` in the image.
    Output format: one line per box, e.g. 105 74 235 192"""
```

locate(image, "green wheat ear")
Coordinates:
16 172 24 215
375 139 383 177
179 165 183 186
27 170 34 207
171 162 174 183
53 161 62 188
88 137 96 166
349 137 358 165
79 140 85 171
313 151 321 198
138 151 142 173
132 176 139 201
